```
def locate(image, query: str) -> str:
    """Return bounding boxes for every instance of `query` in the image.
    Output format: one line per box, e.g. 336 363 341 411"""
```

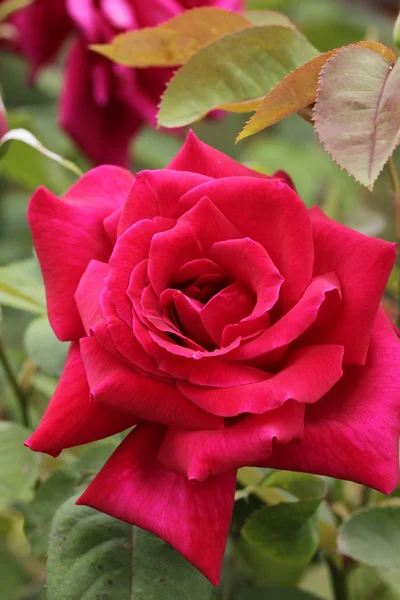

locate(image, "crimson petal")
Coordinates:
28 166 132 341
77 423 237 584
178 344 344 417
309 207 396 365
80 337 223 430
159 400 304 481
25 343 136 457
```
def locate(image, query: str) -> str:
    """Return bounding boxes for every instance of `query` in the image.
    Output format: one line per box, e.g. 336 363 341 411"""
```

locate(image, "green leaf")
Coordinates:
92 7 251 67
74 439 120 476
338 506 400 568
245 9 295 28
133 126 184 170
314 46 400 188
0 546 29 600
0 0 32 21
24 316 68 377
238 473 326 585
237 42 396 141
22 469 79 556
262 471 327 503
236 587 323 600
31 371 58 398
158 25 318 128
349 566 399 600
47 495 213 600
0 258 46 314
0 129 82 177
0 421 40 507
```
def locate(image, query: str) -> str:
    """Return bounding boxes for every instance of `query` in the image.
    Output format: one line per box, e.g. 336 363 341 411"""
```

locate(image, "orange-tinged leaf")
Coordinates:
314 45 400 188
237 41 396 141
91 7 252 67
158 25 318 128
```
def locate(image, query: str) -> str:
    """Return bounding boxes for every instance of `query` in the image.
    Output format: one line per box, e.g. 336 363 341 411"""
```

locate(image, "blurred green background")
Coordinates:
0 0 399 598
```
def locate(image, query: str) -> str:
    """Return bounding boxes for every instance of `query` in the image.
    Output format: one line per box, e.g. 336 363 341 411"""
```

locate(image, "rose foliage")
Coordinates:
26 133 400 584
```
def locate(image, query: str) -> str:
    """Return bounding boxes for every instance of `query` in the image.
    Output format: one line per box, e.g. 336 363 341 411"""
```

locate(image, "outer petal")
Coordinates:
28 186 114 341
168 131 272 179
178 344 344 417
64 164 133 207
264 309 400 494
60 41 140 166
159 400 304 481
309 207 396 365
80 337 223 430
25 343 136 457
77 423 237 584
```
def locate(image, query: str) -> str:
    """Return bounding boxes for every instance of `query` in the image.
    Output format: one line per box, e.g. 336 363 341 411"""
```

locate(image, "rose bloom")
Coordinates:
26 133 400 583
4 0 243 165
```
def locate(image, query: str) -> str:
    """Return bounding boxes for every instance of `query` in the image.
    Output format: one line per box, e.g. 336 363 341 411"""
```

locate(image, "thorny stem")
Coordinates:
387 157 400 328
0 335 30 427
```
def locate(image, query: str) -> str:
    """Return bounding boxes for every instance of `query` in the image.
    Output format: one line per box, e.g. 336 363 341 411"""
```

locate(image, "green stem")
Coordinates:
327 560 349 600
0 336 30 427
387 157 400 328
361 485 372 507
222 550 236 600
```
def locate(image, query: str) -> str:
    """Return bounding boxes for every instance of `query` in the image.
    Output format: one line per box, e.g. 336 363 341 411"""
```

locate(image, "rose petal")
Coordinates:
25 343 136 457
200 281 254 347
178 344 344 417
159 400 304 481
263 309 400 494
148 197 242 297
13 0 73 80
107 217 174 325
226 272 342 365
168 131 270 179
80 337 223 430
28 184 118 341
118 169 211 236
60 40 141 166
179 177 313 309
77 423 237 584
309 207 396 365
75 260 109 336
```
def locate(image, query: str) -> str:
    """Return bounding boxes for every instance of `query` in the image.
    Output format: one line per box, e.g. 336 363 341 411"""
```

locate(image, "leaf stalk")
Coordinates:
386 157 400 328
0 335 30 427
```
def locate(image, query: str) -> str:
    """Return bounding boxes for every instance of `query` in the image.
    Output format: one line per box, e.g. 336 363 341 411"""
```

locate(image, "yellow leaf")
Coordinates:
91 7 252 68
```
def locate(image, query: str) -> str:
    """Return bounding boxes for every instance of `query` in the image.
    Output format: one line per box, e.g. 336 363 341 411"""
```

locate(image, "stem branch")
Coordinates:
0 336 30 427
327 559 349 600
222 550 236 600
387 157 400 328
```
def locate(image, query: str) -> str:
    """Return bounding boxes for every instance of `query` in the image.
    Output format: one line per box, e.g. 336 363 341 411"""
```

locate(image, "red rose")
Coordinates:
6 0 243 165
27 133 400 584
